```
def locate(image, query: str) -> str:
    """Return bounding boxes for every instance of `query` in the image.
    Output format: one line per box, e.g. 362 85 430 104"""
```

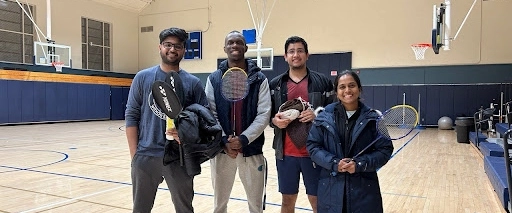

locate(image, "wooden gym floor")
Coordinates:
0 120 505 213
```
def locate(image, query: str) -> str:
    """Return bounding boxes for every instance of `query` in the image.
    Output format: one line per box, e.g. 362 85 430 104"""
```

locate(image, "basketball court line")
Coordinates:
0 150 313 211
0 149 336 212
19 185 127 213
0 138 128 151
0 149 68 173
2 162 314 211
389 130 421 160
382 192 427 199
374 129 421 173
0 122 433 212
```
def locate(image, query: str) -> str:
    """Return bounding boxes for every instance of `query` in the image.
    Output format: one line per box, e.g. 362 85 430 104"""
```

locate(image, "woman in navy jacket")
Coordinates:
306 70 394 213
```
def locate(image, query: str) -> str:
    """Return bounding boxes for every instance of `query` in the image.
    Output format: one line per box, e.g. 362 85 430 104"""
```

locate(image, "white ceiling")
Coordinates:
89 0 153 13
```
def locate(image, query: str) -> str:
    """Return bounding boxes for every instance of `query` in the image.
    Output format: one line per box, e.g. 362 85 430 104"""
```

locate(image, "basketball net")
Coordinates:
411 43 432 60
52 62 64 72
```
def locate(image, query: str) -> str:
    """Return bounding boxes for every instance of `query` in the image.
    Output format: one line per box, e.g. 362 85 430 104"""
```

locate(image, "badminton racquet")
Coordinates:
151 76 184 165
151 80 183 138
221 67 249 136
351 104 419 159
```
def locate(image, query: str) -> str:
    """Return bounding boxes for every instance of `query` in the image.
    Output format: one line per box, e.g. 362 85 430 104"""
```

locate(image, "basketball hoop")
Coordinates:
52 62 64 72
411 43 432 60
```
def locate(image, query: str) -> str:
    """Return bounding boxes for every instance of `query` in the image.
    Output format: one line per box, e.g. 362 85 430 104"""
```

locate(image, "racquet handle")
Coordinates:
166 117 175 140
354 138 379 158
344 136 383 163
166 116 184 166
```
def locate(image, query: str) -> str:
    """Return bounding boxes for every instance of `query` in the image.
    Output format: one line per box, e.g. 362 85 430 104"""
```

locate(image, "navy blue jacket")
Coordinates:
307 101 394 213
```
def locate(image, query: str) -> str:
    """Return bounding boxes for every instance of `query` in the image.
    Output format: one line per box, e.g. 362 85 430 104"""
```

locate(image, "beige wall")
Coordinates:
139 0 512 74
138 0 212 72
18 0 511 74
24 0 139 73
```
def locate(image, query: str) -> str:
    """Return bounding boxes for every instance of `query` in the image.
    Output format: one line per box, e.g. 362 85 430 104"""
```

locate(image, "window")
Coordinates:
81 17 111 71
0 0 34 64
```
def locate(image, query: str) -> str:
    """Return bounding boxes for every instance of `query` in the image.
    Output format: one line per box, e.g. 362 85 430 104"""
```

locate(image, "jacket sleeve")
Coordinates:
353 123 394 173
306 118 340 173
192 79 209 108
268 78 279 129
324 77 335 106
240 78 271 144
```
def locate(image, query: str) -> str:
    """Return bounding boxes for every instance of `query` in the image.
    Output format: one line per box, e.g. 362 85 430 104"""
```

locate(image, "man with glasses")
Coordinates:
125 27 208 213
269 36 334 213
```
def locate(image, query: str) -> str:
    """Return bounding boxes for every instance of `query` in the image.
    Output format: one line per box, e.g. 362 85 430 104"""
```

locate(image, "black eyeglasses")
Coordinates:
161 42 184 50
286 49 306 55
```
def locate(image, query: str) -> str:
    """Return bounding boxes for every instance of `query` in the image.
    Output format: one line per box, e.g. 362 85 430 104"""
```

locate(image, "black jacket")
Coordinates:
269 68 334 159
163 104 223 176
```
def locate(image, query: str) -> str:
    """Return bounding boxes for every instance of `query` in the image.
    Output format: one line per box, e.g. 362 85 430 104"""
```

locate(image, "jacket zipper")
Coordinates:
344 118 349 157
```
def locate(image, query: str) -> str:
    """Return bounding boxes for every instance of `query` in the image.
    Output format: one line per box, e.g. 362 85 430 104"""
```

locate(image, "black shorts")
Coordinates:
276 155 321 196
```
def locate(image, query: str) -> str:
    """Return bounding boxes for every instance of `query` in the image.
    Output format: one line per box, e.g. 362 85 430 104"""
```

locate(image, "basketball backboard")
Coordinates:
432 2 448 54
431 0 479 54
34 41 72 67
243 0 276 70
246 48 273 71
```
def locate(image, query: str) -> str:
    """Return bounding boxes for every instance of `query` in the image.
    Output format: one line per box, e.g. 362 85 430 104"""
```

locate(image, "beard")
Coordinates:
290 63 306 70
160 51 181 66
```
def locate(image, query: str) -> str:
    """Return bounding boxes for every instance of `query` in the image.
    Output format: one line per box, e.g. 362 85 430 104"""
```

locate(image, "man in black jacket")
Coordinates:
269 36 334 213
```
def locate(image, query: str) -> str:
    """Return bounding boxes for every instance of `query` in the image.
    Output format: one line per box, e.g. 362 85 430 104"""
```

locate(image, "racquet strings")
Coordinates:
377 105 418 140
221 67 249 136
221 67 249 101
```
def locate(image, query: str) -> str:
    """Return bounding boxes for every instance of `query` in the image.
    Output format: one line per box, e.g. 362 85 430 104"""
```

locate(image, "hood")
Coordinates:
316 101 378 124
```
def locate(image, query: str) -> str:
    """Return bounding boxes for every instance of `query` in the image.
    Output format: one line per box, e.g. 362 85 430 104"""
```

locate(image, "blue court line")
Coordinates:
1 162 312 211
0 150 68 174
0 125 310 211
0 165 132 186
189 192 312 211
376 130 425 199
1 127 419 212
377 130 421 172
390 130 421 160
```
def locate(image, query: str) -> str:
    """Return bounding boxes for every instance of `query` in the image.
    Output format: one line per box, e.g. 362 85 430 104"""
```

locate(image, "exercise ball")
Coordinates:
438 116 453 130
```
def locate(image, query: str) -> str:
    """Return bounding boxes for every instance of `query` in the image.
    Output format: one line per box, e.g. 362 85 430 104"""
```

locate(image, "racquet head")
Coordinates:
278 97 311 121
151 80 182 119
278 97 313 149
377 105 419 140
165 71 185 104
221 67 249 102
